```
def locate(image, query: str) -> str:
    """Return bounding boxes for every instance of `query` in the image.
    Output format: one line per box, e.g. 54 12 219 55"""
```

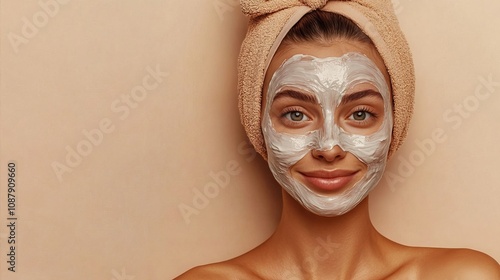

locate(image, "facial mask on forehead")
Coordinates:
262 52 392 216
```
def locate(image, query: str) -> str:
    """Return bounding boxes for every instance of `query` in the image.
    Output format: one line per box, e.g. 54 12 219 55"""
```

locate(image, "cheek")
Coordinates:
262 117 316 169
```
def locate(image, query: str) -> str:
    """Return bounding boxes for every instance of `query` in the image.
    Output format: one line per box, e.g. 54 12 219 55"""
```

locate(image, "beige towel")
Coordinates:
238 0 415 160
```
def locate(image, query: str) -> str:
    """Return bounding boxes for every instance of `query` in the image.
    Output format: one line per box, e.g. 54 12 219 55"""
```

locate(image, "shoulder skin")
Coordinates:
174 263 259 280
419 248 500 280
175 248 500 280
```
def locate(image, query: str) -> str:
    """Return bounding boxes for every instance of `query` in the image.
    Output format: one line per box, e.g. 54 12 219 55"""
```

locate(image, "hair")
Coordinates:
276 10 392 109
280 10 374 49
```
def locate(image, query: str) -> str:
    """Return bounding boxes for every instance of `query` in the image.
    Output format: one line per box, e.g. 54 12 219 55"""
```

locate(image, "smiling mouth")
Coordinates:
299 170 359 192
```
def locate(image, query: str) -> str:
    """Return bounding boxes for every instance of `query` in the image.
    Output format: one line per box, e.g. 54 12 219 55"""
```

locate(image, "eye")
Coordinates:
350 111 371 121
284 111 310 122
346 107 378 125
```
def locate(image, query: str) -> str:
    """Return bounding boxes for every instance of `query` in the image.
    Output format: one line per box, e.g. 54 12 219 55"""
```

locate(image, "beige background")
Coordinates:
1 0 499 279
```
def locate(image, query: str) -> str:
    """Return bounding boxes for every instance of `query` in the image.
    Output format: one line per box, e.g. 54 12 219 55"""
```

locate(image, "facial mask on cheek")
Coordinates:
262 52 393 216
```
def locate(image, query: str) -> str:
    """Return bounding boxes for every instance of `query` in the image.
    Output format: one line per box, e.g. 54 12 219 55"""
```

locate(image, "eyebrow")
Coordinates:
339 90 383 105
273 90 318 104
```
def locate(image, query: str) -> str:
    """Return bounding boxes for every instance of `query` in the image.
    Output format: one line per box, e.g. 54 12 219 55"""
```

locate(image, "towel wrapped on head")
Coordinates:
237 0 415 160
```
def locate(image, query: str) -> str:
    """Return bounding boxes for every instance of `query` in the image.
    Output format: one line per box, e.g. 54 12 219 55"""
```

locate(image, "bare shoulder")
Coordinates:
173 265 224 280
174 261 258 280
419 248 500 279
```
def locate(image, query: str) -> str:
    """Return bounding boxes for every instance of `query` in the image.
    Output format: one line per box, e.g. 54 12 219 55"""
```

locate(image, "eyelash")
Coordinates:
353 106 378 118
281 107 310 124
277 106 379 128
348 106 378 125
282 107 302 114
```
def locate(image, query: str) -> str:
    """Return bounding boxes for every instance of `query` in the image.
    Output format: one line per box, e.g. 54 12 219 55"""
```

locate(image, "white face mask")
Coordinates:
262 52 392 216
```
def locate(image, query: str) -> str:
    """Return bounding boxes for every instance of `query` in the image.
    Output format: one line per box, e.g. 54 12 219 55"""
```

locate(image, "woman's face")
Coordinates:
262 40 392 216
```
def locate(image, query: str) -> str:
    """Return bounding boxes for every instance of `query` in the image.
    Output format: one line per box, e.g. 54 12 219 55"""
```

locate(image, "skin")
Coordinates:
176 40 500 280
268 54 388 198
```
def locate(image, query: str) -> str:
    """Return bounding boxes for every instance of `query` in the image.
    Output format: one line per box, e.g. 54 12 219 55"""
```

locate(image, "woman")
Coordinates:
177 0 500 278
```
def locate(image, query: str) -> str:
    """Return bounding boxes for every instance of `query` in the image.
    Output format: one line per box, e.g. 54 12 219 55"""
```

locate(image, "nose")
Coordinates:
311 145 347 162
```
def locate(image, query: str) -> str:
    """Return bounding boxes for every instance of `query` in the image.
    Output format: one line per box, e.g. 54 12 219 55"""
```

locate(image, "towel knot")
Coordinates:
241 0 328 17
299 0 328 9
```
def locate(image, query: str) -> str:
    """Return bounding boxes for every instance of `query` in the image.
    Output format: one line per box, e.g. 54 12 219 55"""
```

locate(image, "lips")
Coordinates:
299 169 358 192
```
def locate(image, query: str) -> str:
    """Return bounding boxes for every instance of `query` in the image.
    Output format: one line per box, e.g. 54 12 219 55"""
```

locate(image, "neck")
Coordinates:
262 190 395 279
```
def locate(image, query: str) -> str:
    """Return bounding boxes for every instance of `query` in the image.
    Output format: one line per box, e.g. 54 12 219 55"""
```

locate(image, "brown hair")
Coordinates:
280 10 373 49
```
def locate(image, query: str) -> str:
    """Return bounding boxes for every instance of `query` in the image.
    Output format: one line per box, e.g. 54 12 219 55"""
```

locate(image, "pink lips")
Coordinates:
299 170 358 192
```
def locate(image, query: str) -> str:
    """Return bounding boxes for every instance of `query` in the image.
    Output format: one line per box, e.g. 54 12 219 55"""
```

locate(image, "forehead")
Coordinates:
263 40 391 99
268 53 388 97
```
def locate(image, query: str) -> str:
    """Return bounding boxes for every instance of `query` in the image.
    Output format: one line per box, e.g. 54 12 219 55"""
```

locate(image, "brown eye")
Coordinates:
352 111 368 121
285 111 309 122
